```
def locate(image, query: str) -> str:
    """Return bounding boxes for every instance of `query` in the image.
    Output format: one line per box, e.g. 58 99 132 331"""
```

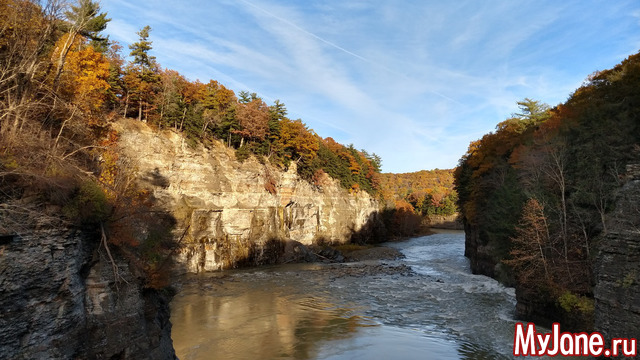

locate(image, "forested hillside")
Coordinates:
455 53 640 329
0 0 386 290
379 169 457 216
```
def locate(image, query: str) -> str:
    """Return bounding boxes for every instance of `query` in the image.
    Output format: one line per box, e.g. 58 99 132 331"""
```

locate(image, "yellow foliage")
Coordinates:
278 118 319 162
55 35 110 120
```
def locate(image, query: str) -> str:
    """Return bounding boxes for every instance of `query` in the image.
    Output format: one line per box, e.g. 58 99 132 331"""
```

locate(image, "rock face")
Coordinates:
0 228 176 359
114 119 381 273
427 213 463 230
594 165 640 342
463 223 509 282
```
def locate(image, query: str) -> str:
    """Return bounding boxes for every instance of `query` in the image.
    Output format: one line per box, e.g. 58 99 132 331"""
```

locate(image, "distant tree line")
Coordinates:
379 169 458 216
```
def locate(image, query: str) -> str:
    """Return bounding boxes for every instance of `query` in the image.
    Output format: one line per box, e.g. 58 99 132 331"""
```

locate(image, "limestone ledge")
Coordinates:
114 119 380 273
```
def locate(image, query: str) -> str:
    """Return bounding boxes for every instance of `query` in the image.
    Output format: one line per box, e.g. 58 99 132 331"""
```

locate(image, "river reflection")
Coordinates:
172 231 542 359
171 266 372 360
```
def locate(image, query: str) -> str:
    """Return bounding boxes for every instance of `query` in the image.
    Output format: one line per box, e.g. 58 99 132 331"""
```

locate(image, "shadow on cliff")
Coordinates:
349 207 425 244
182 206 429 270
237 206 433 268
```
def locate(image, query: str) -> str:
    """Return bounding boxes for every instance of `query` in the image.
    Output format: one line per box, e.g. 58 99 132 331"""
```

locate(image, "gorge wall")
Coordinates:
1 119 381 358
0 227 176 359
114 119 381 273
463 166 640 335
594 165 640 342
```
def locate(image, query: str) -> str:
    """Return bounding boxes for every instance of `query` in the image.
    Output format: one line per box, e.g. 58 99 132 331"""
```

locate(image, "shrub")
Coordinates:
63 180 112 224
235 146 251 162
558 291 594 314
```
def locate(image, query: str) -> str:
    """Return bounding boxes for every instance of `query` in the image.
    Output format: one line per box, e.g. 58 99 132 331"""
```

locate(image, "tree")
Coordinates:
200 80 236 138
0 0 61 144
368 152 382 172
504 198 551 284
129 25 154 69
58 41 111 119
278 118 319 163
156 69 187 129
126 25 159 121
234 98 269 145
104 42 125 111
238 90 258 104
54 0 110 86
513 98 550 125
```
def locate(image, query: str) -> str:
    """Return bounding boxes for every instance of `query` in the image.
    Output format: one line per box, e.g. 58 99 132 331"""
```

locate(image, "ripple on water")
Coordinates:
172 231 535 359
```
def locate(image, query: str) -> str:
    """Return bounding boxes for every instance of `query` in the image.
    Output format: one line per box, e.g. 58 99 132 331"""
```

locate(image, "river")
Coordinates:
170 230 526 359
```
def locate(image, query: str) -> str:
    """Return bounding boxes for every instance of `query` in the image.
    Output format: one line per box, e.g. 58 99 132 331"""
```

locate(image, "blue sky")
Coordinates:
100 0 640 173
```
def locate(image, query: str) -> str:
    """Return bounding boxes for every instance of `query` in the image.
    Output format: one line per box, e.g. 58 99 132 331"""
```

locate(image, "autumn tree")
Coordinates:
234 98 269 146
199 80 237 141
0 0 61 144
278 118 319 163
125 25 159 121
504 198 551 285
391 199 422 236
53 0 110 86
60 42 110 110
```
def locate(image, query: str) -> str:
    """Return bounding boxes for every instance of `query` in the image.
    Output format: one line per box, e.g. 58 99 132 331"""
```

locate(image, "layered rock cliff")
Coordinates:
594 164 640 342
114 119 381 273
0 119 381 358
0 227 176 359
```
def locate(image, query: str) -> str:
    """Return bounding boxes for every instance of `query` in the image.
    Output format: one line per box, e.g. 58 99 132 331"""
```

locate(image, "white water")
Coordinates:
171 230 528 359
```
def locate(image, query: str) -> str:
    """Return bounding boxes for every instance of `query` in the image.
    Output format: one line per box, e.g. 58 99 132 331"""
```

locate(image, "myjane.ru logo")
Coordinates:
514 323 637 357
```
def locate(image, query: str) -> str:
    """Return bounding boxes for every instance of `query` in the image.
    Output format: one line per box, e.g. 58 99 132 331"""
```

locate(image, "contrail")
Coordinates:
237 0 461 105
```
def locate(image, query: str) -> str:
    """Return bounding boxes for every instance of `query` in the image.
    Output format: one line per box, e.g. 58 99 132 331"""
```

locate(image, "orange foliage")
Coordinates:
378 169 456 205
55 36 110 120
278 119 319 162
235 98 269 141
97 130 119 199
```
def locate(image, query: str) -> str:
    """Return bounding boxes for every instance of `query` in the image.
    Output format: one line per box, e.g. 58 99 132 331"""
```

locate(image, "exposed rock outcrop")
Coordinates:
594 165 640 343
426 213 463 230
114 119 381 273
0 228 176 359
463 223 508 282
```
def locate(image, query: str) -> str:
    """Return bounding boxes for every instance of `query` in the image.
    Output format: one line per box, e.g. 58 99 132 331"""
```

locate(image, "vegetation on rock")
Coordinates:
0 0 385 288
454 54 640 330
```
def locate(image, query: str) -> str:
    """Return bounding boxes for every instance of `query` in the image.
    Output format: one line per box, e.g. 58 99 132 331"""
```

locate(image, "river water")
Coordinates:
171 230 525 359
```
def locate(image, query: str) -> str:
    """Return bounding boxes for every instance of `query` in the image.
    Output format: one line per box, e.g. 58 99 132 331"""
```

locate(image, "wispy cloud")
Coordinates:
101 0 640 172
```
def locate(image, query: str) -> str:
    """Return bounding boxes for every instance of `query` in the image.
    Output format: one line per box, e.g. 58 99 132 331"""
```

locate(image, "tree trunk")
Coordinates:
179 107 187 131
123 93 129 117
53 31 78 89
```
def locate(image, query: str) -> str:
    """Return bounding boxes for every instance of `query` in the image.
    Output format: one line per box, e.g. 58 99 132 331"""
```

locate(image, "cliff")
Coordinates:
427 213 463 230
463 223 513 286
114 119 381 273
464 166 640 333
0 227 176 359
594 164 640 343
0 119 382 358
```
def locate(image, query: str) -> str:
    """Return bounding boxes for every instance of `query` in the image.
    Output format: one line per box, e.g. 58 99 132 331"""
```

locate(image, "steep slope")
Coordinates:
0 228 176 359
455 52 640 331
594 164 640 343
114 119 382 273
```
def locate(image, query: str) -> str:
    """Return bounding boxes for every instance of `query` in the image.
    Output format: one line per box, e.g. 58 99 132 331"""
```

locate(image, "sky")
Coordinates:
99 0 640 173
